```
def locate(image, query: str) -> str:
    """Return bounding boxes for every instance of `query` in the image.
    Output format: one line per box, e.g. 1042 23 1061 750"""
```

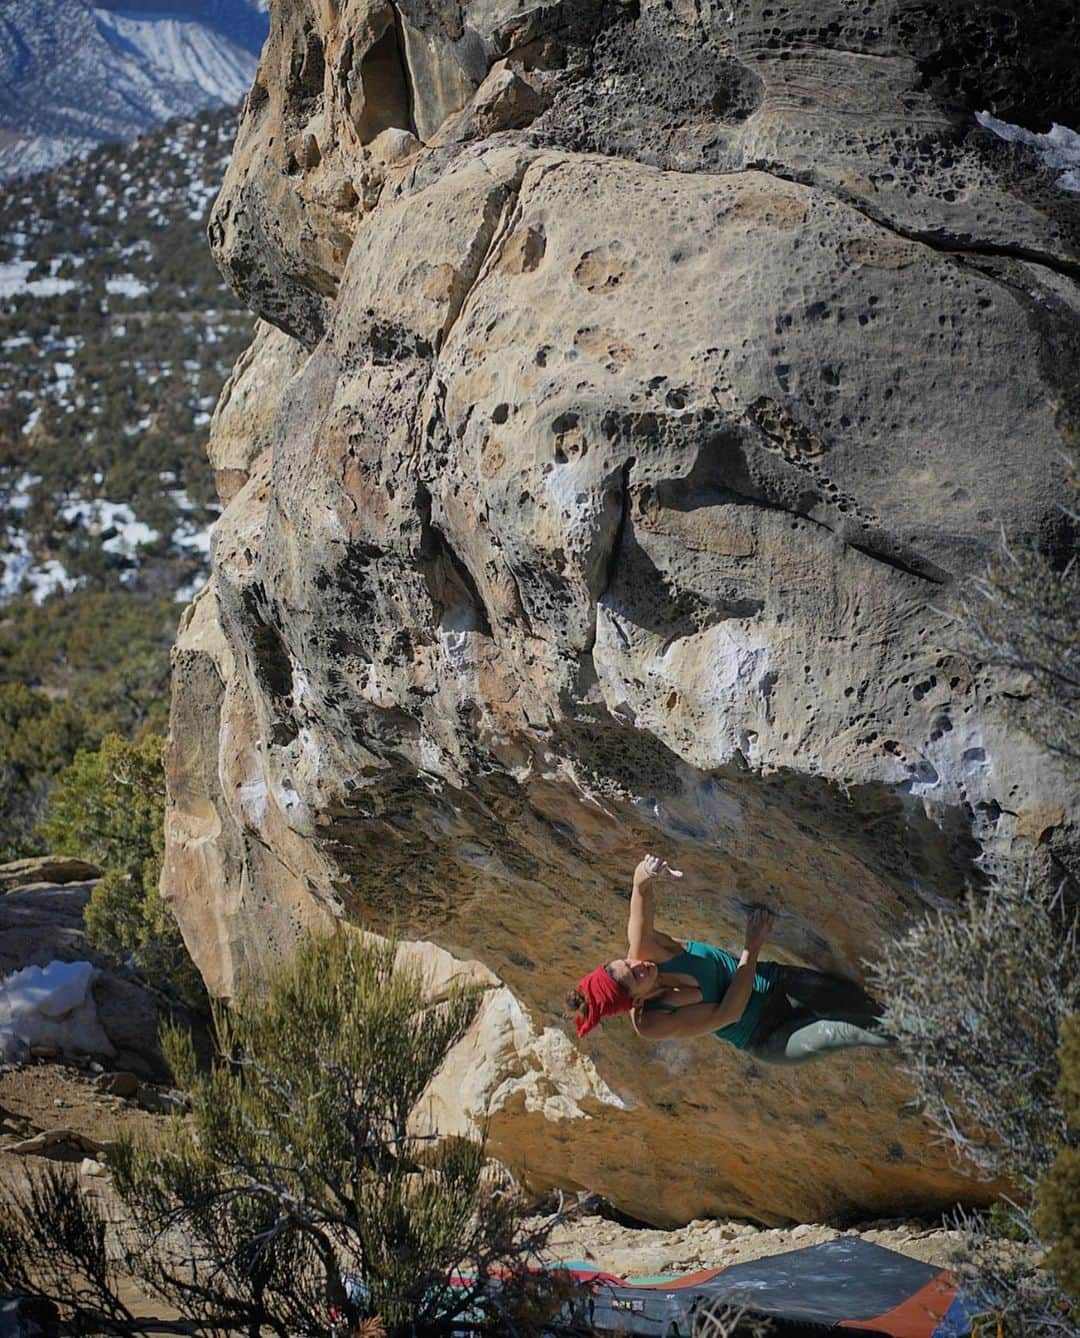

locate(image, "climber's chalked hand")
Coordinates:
636 853 684 882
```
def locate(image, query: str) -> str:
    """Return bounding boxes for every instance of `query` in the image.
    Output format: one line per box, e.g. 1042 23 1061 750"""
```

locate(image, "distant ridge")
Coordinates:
0 0 269 182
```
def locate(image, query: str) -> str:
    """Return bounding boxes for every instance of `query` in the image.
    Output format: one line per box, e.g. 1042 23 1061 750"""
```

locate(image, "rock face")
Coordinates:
165 0 1080 1224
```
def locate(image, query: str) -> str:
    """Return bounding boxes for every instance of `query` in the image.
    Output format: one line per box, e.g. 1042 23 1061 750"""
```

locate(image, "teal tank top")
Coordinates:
643 940 780 1050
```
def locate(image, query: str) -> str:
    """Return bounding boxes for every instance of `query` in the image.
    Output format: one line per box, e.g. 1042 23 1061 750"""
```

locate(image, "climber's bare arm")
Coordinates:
627 855 684 960
630 999 735 1039
704 909 776 1032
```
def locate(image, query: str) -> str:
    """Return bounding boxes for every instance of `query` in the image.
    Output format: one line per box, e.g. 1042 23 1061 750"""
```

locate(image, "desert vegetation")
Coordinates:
873 471 1079 1333
0 934 575 1336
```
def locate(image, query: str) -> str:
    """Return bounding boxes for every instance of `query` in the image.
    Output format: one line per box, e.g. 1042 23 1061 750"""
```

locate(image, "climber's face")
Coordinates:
606 958 659 998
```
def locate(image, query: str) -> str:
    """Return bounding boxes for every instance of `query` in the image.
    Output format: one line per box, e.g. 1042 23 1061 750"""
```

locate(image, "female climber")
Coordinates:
567 854 891 1065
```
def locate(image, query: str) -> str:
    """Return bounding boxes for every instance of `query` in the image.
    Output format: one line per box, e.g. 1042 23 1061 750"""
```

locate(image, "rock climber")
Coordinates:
567 854 891 1064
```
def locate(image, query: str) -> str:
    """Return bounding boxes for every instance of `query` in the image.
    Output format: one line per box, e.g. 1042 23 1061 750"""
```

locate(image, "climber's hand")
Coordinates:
635 854 684 885
745 907 776 954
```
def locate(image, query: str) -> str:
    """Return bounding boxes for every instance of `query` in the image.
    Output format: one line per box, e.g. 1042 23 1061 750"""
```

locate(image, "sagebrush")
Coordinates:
0 931 574 1336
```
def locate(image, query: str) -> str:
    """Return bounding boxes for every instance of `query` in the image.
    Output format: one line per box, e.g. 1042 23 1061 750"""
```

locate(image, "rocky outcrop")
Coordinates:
0 858 102 895
165 0 1079 1224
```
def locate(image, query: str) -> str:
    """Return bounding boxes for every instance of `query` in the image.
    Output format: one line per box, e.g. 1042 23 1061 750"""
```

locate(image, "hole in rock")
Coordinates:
353 18 413 141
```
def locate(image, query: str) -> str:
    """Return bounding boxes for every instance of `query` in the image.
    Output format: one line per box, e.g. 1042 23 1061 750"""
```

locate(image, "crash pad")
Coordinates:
559 1238 983 1336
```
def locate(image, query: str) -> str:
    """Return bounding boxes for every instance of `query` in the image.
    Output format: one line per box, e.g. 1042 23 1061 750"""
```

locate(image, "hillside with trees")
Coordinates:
0 105 253 857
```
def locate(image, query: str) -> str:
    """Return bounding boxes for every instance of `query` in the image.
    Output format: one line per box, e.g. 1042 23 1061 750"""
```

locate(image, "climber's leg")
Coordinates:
745 967 892 1066
747 1010 893 1066
776 965 886 1029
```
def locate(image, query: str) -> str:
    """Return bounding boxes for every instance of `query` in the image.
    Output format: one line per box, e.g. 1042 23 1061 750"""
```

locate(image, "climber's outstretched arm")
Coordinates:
627 854 684 959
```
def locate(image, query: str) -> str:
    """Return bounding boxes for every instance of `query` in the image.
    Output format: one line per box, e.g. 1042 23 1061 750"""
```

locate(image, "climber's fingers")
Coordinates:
641 853 684 880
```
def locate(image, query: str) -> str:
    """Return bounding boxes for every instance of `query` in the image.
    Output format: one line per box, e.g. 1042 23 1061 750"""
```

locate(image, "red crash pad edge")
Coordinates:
837 1270 959 1338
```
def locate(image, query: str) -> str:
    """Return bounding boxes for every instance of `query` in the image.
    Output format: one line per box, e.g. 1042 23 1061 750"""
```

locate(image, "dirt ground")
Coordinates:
0 1061 187 1323
0 1061 165 1148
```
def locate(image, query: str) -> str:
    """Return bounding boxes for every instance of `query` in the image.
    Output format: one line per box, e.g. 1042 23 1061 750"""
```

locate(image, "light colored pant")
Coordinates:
747 966 893 1066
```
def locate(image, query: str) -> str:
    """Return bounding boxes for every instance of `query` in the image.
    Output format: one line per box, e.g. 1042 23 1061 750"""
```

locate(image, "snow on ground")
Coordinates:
49 254 84 275
186 174 222 221
0 537 33 600
0 260 79 298
0 960 114 1068
123 414 154 437
105 274 150 298
52 361 76 396
5 472 41 510
169 487 217 566
173 572 208 604
0 135 98 185
174 523 214 557
977 111 1080 191
0 528 81 602
118 240 153 259
58 498 160 556
3 492 178 598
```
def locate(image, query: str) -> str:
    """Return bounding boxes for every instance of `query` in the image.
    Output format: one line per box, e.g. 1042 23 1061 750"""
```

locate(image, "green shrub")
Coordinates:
871 863 1077 1182
38 732 165 875
0 590 177 738
872 460 1079 1332
0 682 98 859
1035 1015 1080 1304
38 732 205 1009
1036 1147 1080 1305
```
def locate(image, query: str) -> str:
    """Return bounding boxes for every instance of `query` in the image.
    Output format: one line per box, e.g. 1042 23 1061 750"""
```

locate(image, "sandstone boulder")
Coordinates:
173 0 1080 1223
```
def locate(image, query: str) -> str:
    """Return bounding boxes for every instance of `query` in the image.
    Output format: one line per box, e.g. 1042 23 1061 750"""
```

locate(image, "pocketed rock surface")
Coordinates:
165 0 1079 1223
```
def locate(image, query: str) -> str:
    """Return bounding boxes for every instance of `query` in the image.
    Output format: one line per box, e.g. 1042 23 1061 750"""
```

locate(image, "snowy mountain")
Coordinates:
0 0 268 181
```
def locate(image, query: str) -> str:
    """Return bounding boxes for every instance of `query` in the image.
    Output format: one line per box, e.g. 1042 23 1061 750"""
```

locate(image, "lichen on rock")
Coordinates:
169 0 1080 1225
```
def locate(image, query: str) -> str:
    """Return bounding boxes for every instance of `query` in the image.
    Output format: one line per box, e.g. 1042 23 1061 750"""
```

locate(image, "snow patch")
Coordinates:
6 472 41 512
91 9 259 106
58 498 160 556
0 960 115 1068
977 111 1080 192
0 527 82 603
173 573 207 604
173 521 214 556
0 260 78 298
106 274 150 297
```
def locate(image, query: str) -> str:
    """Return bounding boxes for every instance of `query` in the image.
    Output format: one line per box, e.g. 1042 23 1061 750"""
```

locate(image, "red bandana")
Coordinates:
575 965 633 1037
